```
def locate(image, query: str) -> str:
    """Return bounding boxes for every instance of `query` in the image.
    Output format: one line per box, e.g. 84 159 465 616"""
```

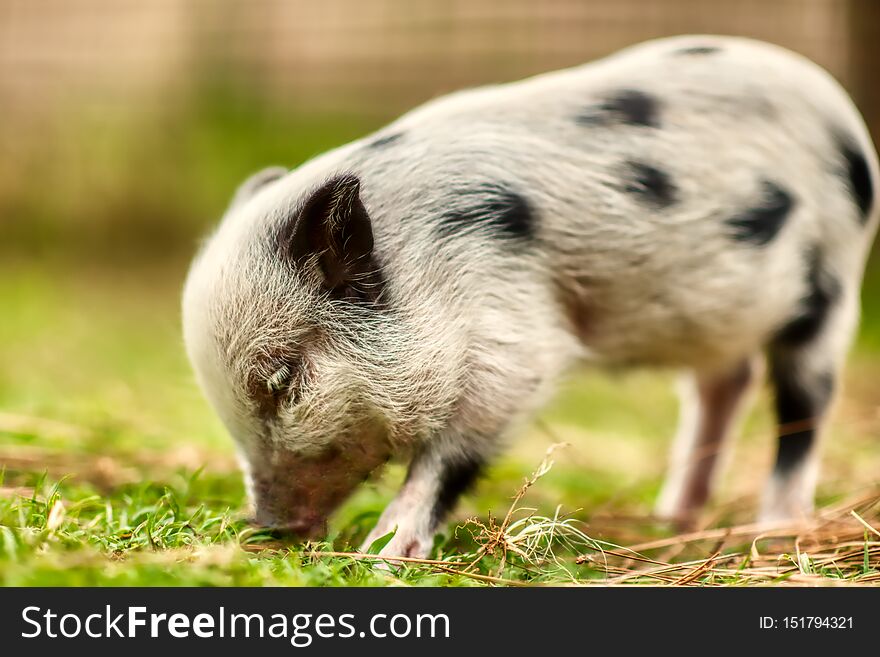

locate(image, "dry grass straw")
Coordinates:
7 400 878 587
580 488 880 586
306 447 880 586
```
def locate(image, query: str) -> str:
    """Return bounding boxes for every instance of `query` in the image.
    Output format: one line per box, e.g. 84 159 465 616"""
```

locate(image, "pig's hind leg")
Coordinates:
759 271 858 524
361 439 484 559
655 357 759 527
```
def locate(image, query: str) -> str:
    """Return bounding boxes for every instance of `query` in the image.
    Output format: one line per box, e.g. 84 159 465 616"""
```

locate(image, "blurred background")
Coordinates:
2 0 879 265
1 1 880 584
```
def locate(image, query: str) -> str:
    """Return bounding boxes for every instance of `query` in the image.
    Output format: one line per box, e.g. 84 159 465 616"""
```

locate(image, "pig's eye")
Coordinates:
266 364 301 405
266 364 291 394
250 362 300 418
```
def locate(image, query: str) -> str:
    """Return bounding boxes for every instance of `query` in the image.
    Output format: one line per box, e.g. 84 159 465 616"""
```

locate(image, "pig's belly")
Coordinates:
556 268 799 370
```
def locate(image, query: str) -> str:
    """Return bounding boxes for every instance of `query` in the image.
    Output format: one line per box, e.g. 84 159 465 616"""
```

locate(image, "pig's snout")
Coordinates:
252 506 328 540
246 437 392 541
248 455 347 540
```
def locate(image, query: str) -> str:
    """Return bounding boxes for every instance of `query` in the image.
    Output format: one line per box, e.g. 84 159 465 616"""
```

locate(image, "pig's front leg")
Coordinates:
361 441 484 559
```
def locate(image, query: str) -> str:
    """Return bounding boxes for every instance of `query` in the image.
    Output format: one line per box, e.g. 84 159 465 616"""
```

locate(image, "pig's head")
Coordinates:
182 167 447 538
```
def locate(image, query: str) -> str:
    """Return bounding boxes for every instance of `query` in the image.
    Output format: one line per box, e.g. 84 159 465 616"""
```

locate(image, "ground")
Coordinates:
1 259 878 587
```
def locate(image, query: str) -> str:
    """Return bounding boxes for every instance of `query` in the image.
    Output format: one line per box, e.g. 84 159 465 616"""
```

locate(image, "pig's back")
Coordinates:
346 35 878 368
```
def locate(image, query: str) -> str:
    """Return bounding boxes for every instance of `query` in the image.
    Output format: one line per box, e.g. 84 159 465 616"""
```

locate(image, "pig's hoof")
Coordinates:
372 532 432 568
756 504 812 527
657 509 700 533
653 502 700 533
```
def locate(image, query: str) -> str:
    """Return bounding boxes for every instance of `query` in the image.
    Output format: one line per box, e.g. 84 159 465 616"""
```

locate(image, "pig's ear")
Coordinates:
280 174 382 302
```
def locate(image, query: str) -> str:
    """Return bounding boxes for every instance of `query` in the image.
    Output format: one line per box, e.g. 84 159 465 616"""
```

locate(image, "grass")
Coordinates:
2 88 880 584
0 89 386 264
2 66 879 587
1 259 879 587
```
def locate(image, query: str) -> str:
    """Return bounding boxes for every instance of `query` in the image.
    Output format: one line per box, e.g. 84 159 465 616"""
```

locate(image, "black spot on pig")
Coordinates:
775 250 841 347
835 134 874 223
623 161 677 208
437 184 534 240
428 454 484 530
674 45 721 56
770 361 833 475
367 132 404 149
726 181 794 246
576 89 660 128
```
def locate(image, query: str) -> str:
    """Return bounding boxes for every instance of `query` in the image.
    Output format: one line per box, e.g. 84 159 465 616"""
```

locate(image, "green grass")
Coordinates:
0 91 386 263
1 260 879 586
3 75 879 586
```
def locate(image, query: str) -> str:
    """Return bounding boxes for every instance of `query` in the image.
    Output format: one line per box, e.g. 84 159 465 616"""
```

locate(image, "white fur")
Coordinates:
183 35 879 557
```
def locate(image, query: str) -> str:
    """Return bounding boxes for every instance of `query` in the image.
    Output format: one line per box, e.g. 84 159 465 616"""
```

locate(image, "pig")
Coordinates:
182 35 878 559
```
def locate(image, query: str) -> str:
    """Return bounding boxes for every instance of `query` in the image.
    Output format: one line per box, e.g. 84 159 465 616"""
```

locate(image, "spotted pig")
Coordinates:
183 36 879 558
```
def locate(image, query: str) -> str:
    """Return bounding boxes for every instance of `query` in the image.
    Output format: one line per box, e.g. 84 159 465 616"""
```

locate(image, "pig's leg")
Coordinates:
759 290 856 523
655 357 757 525
361 442 483 559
